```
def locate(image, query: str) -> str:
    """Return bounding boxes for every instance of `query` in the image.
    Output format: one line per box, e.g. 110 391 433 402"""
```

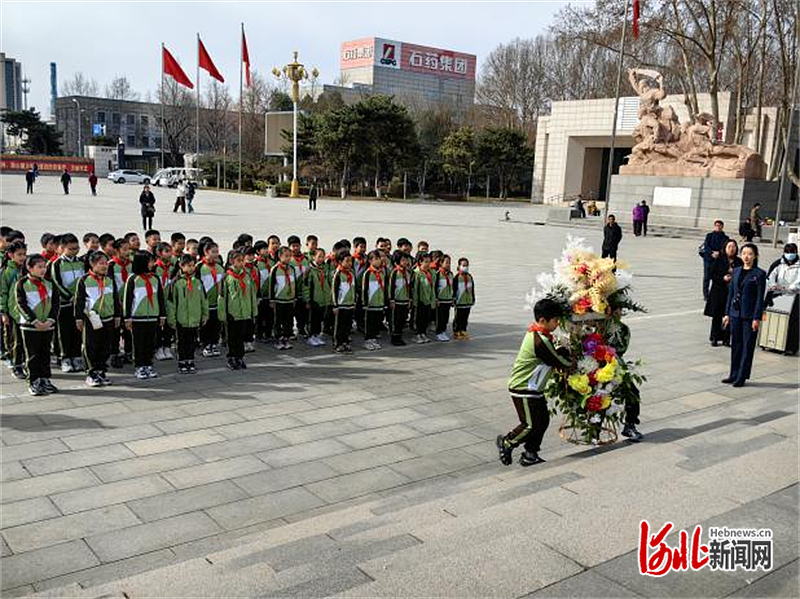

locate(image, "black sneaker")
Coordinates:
237 358 247 370
621 423 643 442
496 435 513 466
178 362 190 374
123 353 133 365
188 362 197 374
110 354 124 369
334 345 346 354
227 358 240 371
391 337 406 346
29 379 47 396
99 371 112 386
721 377 735 384
42 379 59 394
11 366 26 380
519 451 546 467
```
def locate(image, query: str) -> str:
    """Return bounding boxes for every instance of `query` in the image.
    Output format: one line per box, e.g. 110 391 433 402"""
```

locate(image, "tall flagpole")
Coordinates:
238 23 244 194
160 43 165 169
196 33 201 163
603 0 630 222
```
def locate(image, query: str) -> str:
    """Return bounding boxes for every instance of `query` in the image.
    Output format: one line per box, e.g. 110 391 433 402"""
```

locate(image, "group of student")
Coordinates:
0 226 475 396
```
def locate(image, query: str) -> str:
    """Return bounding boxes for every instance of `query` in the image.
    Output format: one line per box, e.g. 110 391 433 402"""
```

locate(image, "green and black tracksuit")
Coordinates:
352 252 368 331
218 268 257 359
197 258 224 348
412 268 436 336
304 263 332 338
74 272 121 376
433 269 454 335
166 274 209 363
109 257 132 359
49 255 84 360
362 266 387 341
1 261 23 368
291 254 310 336
332 268 356 347
15 275 59 383
155 258 175 349
269 263 298 341
453 272 475 334
607 321 640 425
255 254 276 340
503 326 571 453
123 274 165 368
387 266 411 342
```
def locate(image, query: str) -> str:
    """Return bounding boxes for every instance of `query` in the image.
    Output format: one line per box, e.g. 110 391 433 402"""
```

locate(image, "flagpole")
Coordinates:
196 33 201 163
238 23 244 194
160 43 165 169
603 0 630 222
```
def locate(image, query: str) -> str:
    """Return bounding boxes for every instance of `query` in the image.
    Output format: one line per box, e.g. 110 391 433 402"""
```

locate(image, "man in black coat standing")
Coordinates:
702 219 729 301
60 169 72 195
25 168 35 194
602 214 623 260
308 183 318 211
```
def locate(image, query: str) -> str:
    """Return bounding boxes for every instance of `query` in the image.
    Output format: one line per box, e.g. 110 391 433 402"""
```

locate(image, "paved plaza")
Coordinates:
0 174 798 598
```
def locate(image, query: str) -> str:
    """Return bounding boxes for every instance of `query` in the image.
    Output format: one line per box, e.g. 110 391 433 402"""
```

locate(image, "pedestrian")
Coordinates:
700 220 729 301
25 168 35 194
186 181 196 213
573 196 586 219
601 214 623 260
704 239 741 347
124 250 165 380
640 200 650 236
88 171 98 196
308 183 318 211
32 164 39 179
722 243 766 388
632 203 644 236
749 203 762 240
173 179 187 213
765 243 800 355
60 169 72 195
139 184 156 231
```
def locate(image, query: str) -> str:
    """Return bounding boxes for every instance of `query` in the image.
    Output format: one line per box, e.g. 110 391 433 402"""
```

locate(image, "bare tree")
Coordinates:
105 76 140 101
61 72 99 96
158 78 195 165
201 81 234 154
241 70 272 160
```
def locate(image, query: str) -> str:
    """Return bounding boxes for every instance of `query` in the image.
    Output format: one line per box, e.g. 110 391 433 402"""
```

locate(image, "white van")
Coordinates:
151 168 203 188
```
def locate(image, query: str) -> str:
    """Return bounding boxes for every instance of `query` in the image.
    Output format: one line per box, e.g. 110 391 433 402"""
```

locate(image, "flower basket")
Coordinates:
559 417 618 445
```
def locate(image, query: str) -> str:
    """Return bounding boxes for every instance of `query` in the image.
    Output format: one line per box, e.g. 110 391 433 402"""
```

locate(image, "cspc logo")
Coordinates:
380 43 397 67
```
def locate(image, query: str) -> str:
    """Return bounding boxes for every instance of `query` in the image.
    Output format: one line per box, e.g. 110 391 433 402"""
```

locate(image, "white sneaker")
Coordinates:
245 342 255 353
154 348 166 361
413 334 426 344
306 337 317 347
73 357 84 371
61 359 73 373
146 366 159 379
314 335 326 347
163 347 174 360
373 340 382 349
85 374 102 387
135 367 149 380
202 346 214 358
363 339 375 351
436 332 450 342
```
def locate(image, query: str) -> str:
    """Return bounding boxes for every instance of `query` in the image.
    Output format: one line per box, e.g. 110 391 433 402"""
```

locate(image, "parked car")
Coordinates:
107 169 150 184
151 168 204 188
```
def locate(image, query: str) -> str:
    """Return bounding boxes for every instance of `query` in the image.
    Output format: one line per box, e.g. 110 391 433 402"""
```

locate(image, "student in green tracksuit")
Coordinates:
388 251 412 346
74 251 121 387
362 250 387 351
331 249 356 353
218 250 257 370
124 251 166 380
269 246 298 351
15 254 60 396
288 235 311 337
154 242 176 361
49 233 84 372
497 298 571 467
412 252 435 344
433 254 454 342
453 257 475 340
1 240 27 378
304 248 331 347
196 242 224 357
166 254 208 374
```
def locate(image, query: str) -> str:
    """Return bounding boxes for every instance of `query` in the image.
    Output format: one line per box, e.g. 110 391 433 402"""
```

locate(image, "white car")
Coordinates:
151 168 203 188
108 169 151 184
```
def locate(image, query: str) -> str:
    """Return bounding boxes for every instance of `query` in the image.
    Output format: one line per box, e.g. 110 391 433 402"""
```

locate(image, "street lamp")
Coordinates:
71 98 83 157
272 51 318 198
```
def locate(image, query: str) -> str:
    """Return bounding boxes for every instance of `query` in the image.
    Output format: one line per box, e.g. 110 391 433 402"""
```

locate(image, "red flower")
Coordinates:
592 345 609 361
588 371 598 385
586 395 603 412
585 333 603 345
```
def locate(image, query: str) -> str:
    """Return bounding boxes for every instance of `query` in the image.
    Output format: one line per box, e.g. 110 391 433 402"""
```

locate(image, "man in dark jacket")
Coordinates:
702 220 729 301
25 169 35 194
308 183 318 211
640 200 650 236
602 214 623 260
60 169 72 195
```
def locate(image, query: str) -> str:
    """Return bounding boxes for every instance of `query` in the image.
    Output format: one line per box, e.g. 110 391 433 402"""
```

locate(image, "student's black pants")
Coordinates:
132 321 158 368
625 392 641 426
334 308 353 347
257 299 273 340
601 247 618 260
200 308 220 347
273 302 294 340
21 328 53 382
295 299 308 336
226 318 247 359
354 301 364 332
26 182 33 194
364 309 383 340
414 304 432 335
176 325 198 362
160 324 174 349
308 302 327 337
453 307 471 333
435 302 452 334
83 320 115 375
504 392 549 453
57 303 81 359
142 215 153 230
323 306 334 336
391 304 409 340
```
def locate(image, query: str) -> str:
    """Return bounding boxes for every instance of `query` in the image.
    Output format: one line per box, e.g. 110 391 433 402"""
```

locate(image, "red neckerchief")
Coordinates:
140 273 155 306
367 265 384 291
227 269 247 291
393 265 409 286
156 259 169 287
42 250 57 262
313 264 326 288
30 276 48 303
278 263 293 290
292 255 306 274
245 263 259 287
420 268 433 287
111 257 129 282
185 274 193 292
353 252 366 267
438 268 452 288
88 271 105 294
527 323 553 339
202 258 220 291
337 266 353 285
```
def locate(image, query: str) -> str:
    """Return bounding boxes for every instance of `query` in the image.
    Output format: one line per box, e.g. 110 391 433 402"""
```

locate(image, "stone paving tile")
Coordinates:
728 559 798 598
0 438 70 464
154 411 246 435
337 424 421 450
213 415 304 440
60 424 163 451
0 397 77 416
387 448 487 481
1 468 99 504
161 454 270 489
127 480 248 521
49 474 173 514
0 540 100 590
398 429 486 455
124 429 226 456
525 569 642 597
233 461 340 496
89 449 202 483
292 403 372 425
0 461 29 482
350 408 426 429
85 511 222 563
323 443 419 475
256 438 352 469
273 419 365 445
234 399 318 420
3 504 140 554
306 466 411 503
0 496 61 528
205 487 326 530
188 432 289 462
22 443 136 476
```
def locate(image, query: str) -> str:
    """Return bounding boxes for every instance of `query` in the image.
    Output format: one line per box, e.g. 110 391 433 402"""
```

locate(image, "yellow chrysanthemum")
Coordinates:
595 358 617 383
568 373 592 395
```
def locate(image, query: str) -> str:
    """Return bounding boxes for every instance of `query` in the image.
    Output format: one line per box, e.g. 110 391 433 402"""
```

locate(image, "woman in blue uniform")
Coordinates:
723 243 766 387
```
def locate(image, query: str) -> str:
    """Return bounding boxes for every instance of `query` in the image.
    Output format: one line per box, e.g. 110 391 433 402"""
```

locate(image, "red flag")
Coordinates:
163 46 194 89
199 37 225 83
242 29 251 87
633 0 640 40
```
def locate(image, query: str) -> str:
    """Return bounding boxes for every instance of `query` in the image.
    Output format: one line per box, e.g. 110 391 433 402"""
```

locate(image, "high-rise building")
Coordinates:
1 52 24 151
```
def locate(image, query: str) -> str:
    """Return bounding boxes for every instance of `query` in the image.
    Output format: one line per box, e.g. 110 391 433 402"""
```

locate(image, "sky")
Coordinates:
1 0 574 116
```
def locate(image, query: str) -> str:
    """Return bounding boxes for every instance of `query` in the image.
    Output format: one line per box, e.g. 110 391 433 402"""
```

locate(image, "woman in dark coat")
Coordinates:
139 185 156 231
704 239 741 346
723 243 767 388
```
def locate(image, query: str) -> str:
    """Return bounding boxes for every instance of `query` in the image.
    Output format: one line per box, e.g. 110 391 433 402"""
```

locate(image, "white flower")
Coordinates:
607 402 623 417
615 269 633 290
589 414 602 424
578 355 599 373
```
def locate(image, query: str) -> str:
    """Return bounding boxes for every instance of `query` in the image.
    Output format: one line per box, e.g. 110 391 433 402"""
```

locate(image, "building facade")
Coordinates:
1 52 24 152
323 37 476 112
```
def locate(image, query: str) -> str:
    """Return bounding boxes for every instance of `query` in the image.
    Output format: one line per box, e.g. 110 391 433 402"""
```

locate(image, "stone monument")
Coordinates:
619 69 767 179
